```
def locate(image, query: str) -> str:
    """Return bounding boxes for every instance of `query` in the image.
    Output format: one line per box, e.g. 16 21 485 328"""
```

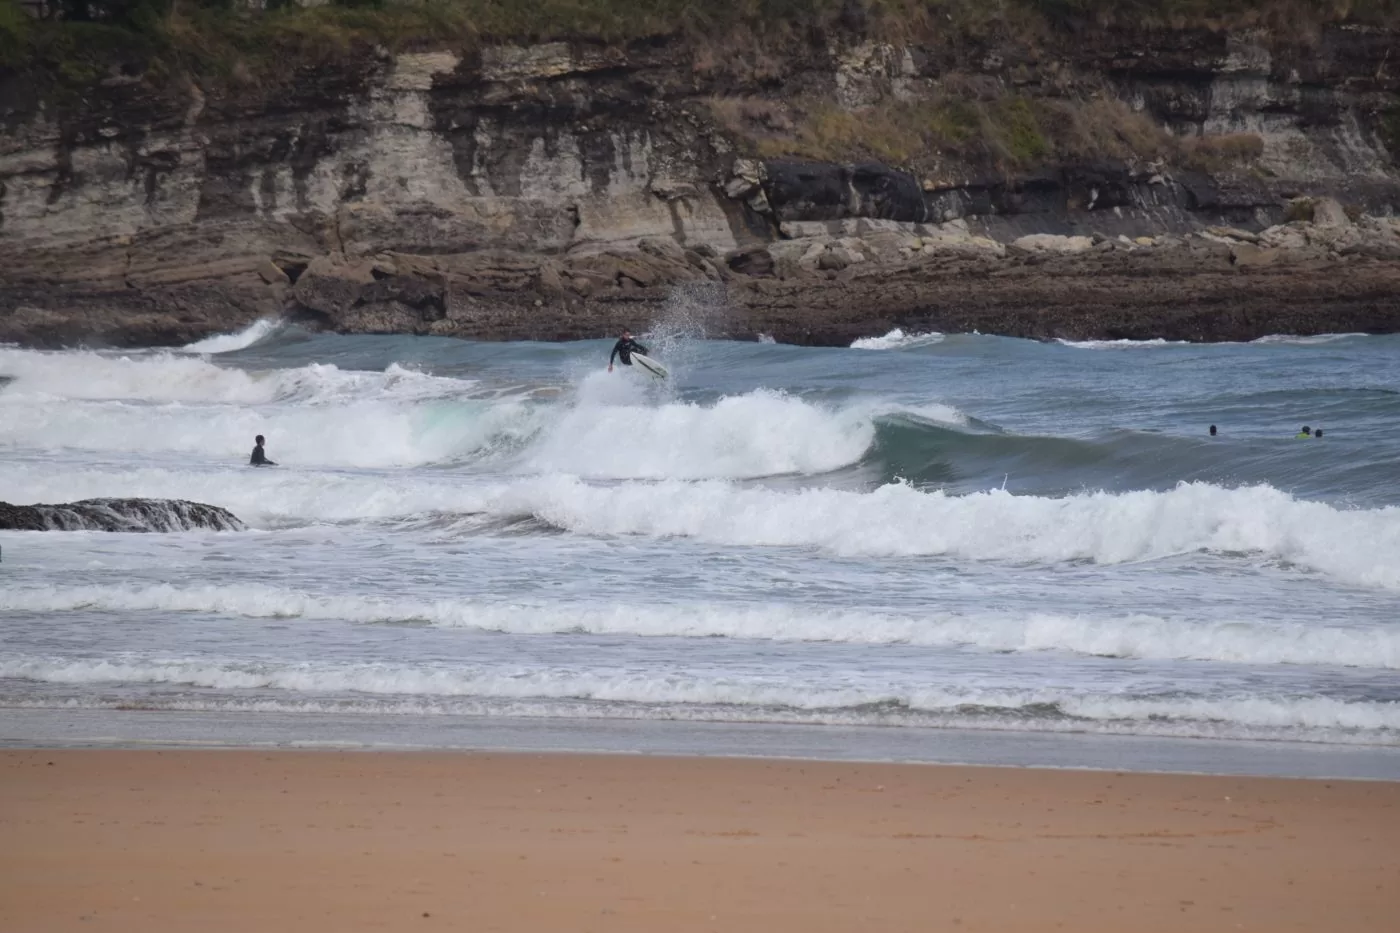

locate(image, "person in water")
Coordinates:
1209 425 1217 436
250 435 277 466
1315 428 1324 438
1296 426 1313 439
607 330 649 372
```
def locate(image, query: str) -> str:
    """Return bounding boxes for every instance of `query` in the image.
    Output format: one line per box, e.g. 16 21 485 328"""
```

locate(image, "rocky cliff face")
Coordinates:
1 23 1398 346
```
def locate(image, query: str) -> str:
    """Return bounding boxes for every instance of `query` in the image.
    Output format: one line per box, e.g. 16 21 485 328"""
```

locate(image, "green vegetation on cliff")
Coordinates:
712 92 1269 175
5 0 1400 80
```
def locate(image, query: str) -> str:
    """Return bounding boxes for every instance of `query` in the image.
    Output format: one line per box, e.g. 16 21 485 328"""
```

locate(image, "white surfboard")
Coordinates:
630 353 668 379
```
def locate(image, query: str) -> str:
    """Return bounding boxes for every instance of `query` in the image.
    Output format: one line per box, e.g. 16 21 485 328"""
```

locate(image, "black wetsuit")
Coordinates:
250 445 276 467
610 337 648 366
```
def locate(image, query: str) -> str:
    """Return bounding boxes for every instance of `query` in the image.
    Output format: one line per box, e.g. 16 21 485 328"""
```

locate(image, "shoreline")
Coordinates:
3 747 1398 932
6 708 1399 782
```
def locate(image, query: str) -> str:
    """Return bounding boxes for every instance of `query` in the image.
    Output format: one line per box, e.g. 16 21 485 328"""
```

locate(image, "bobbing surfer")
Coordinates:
250 434 277 467
607 330 649 373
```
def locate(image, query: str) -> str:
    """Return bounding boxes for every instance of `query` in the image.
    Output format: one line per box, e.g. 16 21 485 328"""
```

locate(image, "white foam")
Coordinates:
3 466 1396 591
0 463 492 524
0 347 536 468
11 694 1396 745
0 395 534 469
1250 333 1370 346
523 387 878 479
485 477 1400 590
1059 695 1400 733
1059 334 1371 349
6 583 1397 669
1055 338 1188 349
1 347 972 476
851 328 945 350
0 347 473 406
5 656 1396 737
180 319 281 354
495 477 1398 577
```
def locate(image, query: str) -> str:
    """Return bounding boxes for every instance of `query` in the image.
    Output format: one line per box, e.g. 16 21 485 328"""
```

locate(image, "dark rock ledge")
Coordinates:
0 499 244 533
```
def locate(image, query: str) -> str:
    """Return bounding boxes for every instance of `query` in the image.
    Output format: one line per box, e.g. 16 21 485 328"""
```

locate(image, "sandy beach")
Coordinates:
2 750 1396 933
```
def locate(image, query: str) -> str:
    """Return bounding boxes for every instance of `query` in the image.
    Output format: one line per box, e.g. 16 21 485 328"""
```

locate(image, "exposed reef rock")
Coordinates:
0 499 245 532
2 24 1399 346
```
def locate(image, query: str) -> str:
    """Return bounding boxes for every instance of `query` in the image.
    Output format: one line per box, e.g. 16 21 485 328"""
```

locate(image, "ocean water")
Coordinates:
3 314 1399 758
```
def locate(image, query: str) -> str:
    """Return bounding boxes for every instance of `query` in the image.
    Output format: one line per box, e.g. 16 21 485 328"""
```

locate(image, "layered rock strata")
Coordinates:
2 28 1398 346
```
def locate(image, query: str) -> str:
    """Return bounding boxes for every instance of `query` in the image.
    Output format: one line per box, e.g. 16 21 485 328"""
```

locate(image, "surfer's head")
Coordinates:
255 435 265 446
622 330 632 338
1301 426 1311 435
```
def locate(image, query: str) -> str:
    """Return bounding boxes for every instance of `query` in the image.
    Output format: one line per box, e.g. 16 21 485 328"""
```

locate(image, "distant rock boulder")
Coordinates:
0 499 244 532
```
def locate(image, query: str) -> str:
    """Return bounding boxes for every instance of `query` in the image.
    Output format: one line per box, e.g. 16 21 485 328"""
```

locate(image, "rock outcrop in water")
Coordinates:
0 499 244 532
2 16 1399 346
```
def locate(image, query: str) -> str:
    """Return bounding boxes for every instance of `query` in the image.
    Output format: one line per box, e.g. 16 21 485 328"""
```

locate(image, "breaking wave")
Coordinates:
5 656 1396 741
181 319 282 354
0 345 977 476
1251 333 1370 346
474 478 1400 590
5 583 1397 668
851 329 945 350
4 464 1394 591
1055 338 1189 349
523 386 882 479
0 346 472 406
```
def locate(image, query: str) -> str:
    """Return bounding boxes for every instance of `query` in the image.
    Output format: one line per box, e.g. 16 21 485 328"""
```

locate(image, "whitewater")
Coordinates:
3 323 1399 754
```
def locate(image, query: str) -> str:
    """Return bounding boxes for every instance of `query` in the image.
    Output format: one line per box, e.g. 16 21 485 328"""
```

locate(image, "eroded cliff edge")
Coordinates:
3 15 1399 346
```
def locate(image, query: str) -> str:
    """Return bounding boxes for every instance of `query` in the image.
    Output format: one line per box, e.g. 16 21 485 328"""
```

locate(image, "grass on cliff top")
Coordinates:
714 90 1268 176
5 0 1400 81
738 96 1052 171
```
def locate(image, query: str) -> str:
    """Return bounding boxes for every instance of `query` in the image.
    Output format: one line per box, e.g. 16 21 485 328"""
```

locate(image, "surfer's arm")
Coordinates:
635 343 649 356
609 342 621 366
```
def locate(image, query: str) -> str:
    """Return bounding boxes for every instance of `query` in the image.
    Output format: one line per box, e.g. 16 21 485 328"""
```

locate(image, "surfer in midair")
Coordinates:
608 330 648 373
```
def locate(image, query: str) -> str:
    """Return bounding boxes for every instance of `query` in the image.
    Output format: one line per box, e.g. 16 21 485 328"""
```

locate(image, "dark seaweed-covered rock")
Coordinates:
0 499 244 532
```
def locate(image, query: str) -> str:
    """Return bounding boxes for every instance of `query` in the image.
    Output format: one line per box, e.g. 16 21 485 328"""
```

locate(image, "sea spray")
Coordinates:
180 319 283 354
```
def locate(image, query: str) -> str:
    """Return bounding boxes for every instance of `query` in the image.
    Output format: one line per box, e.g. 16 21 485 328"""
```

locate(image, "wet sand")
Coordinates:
2 749 1397 932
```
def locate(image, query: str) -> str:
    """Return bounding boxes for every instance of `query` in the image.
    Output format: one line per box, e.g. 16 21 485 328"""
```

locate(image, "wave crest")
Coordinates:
6 656 1396 739
851 329 945 350
180 319 282 354
5 584 1396 668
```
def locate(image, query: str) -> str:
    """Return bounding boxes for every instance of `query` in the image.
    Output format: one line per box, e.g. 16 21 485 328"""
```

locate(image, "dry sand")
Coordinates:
2 749 1397 932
